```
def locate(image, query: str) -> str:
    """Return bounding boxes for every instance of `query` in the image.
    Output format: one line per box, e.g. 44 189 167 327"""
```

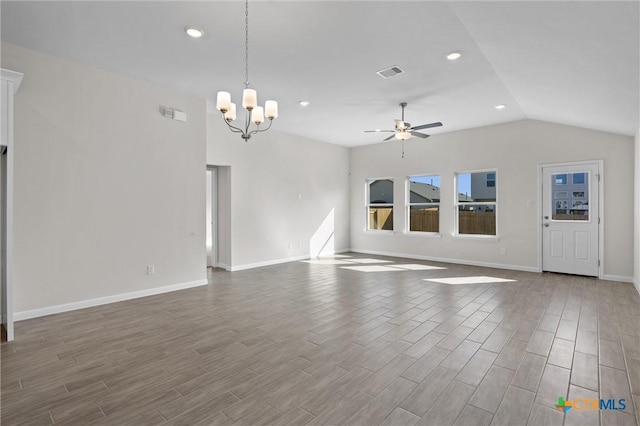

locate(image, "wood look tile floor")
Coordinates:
2 253 639 425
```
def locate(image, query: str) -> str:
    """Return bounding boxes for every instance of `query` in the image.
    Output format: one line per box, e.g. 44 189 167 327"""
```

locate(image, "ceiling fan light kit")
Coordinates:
365 102 443 158
215 0 278 141
365 102 442 141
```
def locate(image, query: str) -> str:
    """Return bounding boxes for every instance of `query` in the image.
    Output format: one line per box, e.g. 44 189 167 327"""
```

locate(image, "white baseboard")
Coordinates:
14 279 208 321
634 278 640 295
229 249 351 272
230 254 311 271
603 274 635 283
216 262 231 271
349 248 540 273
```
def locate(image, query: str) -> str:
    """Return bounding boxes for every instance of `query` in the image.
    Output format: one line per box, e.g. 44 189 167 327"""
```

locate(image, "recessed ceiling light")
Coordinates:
299 100 310 107
495 104 506 110
185 27 204 38
446 51 462 61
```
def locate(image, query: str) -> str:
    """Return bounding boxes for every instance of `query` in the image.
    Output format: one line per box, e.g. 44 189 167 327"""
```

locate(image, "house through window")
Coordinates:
456 171 497 236
367 178 394 230
407 175 440 233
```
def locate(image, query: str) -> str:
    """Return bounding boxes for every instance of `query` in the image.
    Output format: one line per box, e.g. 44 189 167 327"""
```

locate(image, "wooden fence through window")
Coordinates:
371 208 496 235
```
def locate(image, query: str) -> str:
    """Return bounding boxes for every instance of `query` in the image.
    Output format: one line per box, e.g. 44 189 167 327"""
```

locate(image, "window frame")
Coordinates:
454 169 499 239
406 173 441 236
366 177 395 233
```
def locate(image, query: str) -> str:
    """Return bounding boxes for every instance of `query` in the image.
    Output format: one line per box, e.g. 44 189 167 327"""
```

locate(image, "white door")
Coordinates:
542 163 600 277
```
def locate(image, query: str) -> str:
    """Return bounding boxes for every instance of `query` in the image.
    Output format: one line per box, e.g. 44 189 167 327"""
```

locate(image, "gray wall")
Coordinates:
2 42 207 314
350 119 635 280
206 114 350 269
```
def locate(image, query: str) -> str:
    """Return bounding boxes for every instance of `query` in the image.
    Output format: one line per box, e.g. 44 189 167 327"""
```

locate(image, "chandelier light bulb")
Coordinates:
251 106 265 125
216 91 231 113
224 103 237 122
265 100 278 119
242 89 257 110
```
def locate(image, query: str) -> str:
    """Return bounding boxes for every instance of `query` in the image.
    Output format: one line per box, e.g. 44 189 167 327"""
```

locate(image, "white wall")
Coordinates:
635 129 640 293
1 43 207 315
216 166 231 269
351 119 635 280
206 114 350 269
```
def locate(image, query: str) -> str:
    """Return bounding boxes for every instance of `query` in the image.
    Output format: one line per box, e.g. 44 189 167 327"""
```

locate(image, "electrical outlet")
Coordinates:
147 265 155 275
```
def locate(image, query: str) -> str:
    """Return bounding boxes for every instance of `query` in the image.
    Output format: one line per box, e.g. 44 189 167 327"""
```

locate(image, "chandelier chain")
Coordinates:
244 0 249 88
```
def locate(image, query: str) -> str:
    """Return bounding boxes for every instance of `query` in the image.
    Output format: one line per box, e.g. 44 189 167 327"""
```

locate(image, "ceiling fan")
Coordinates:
365 102 442 142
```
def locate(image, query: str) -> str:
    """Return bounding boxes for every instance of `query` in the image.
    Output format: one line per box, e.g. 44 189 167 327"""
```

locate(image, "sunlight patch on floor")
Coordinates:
389 264 447 271
303 257 447 273
340 265 404 272
302 259 355 265
344 258 394 264
424 276 516 285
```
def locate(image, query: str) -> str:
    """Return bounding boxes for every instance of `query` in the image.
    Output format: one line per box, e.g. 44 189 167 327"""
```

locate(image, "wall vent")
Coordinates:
377 65 405 79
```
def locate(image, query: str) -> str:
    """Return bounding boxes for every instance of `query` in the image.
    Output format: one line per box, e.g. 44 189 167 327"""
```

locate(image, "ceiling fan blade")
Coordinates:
364 130 394 133
411 132 430 139
410 122 443 131
383 134 396 141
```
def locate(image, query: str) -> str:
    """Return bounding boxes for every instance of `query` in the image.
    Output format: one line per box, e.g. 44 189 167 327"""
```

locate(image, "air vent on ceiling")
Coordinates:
377 65 405 79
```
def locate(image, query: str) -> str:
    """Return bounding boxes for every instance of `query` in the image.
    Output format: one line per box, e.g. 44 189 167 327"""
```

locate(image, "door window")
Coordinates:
551 172 589 221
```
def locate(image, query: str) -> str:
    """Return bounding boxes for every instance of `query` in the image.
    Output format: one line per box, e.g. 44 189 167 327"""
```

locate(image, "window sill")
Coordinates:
406 232 442 238
366 230 396 235
452 233 500 241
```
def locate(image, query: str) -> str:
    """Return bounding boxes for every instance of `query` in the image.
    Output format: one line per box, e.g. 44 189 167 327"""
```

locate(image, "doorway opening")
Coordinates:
206 167 218 269
539 161 603 278
1 147 8 341
206 165 231 271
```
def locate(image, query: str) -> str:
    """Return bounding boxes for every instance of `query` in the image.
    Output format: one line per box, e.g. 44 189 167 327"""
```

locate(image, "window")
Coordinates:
367 178 394 230
456 171 497 236
407 175 440 233
486 172 496 188
552 172 589 220
554 174 568 185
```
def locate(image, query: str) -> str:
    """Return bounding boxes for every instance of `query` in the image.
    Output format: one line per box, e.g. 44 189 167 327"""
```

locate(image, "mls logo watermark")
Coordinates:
555 396 627 413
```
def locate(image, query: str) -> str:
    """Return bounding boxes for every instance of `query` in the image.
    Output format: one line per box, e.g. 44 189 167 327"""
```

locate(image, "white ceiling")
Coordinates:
1 1 638 147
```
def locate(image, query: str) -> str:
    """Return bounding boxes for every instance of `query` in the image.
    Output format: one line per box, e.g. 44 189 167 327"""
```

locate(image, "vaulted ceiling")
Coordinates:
2 1 638 147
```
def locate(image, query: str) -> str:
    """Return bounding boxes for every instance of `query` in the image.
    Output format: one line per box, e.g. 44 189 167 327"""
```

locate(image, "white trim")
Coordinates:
217 262 231 271
230 254 310 271
14 279 208 321
603 275 634 283
1 69 22 341
1 69 23 94
454 169 499 237
405 232 443 238
406 173 441 235
229 249 351 272
367 176 395 232
349 248 539 273
451 234 500 241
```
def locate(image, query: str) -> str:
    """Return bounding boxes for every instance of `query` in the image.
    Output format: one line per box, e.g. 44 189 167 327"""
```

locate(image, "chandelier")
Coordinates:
215 0 278 141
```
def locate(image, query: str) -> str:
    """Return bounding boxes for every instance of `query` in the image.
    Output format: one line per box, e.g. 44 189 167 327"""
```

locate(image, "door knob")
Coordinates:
544 216 549 219
544 223 549 227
